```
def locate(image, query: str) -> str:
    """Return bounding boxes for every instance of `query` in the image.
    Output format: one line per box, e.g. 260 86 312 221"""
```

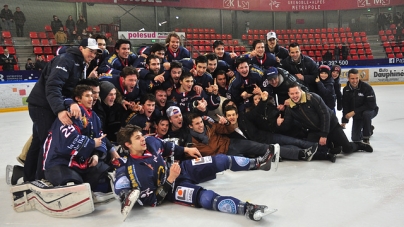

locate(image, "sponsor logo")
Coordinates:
56 66 67 72
192 156 213 165
175 186 194 203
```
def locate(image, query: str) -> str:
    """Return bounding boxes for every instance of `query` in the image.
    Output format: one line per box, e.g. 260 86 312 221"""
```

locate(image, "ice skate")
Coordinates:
244 202 277 221
256 144 280 171
6 165 24 185
121 189 140 221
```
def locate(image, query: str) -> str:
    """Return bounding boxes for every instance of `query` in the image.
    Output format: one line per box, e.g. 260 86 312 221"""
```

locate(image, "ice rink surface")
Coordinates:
1 85 403 227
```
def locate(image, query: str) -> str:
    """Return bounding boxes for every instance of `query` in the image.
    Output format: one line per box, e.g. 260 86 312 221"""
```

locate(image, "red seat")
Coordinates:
49 39 57 46
385 47 393 53
31 39 40 46
0 46 3 55
321 28 326 33
385 30 392 35
346 32 353 38
105 33 112 38
248 29 253 35
339 27 345 33
347 38 354 44
357 49 365 55
365 49 372 55
34 47 43 55
227 34 232 40
44 25 52 32
393 47 401 53
355 37 361 43
47 32 54 39
94 26 101 33
359 55 366 60
7 47 15 55
87 26 92 31
198 28 204 34
350 49 357 55
242 34 247 40
4 39 13 46
29 32 38 39
253 29 259 35
352 55 359 60
38 32 47 39
44 46 53 55
315 28 320 33
327 28 333 33
367 55 374 59
361 37 368 43
396 53 403 58
41 39 50 46
13 64 19 71
356 43 363 49
303 29 309 34
382 41 390 47
2 31 11 38
387 53 395 58
209 28 215 34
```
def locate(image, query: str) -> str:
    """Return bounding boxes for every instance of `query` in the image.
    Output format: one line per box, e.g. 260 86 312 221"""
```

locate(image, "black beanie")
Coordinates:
99 81 116 102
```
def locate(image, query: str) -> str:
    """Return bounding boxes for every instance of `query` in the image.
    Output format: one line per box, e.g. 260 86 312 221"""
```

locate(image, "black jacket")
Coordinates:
333 76 342 110
316 75 336 110
281 92 338 138
27 47 85 115
342 80 379 123
265 44 289 62
280 55 319 93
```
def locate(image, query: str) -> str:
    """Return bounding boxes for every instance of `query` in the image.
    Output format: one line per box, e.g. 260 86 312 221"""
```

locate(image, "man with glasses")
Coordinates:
24 38 102 182
265 32 289 65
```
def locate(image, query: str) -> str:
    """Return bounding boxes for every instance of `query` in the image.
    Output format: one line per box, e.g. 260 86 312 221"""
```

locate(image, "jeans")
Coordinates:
2 20 12 31
271 133 314 149
228 138 268 157
351 109 378 141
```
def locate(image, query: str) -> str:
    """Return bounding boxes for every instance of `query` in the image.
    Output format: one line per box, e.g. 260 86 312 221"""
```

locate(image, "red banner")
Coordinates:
63 0 402 11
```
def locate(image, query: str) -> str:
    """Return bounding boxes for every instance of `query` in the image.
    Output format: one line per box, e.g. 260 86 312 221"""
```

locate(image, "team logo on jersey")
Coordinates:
217 199 237 214
234 156 250 167
175 186 194 203
263 79 269 87
81 116 88 128
192 156 213 165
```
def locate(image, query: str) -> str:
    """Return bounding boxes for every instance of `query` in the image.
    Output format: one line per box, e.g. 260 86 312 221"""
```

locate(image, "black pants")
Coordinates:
45 162 110 190
24 104 56 181
307 124 358 154
16 24 24 37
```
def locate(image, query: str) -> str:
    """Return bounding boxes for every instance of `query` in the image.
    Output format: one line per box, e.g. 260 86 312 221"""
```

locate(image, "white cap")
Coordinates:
266 32 277 40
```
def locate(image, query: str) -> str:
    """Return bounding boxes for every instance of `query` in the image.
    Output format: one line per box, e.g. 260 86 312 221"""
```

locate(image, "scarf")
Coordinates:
190 127 209 145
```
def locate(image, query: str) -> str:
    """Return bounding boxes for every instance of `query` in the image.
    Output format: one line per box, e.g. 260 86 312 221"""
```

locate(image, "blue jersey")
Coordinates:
227 69 263 105
168 89 220 113
114 136 185 206
43 105 107 170
165 46 190 62
99 52 140 76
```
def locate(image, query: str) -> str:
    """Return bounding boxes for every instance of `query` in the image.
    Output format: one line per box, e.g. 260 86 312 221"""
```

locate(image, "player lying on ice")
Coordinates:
113 124 280 221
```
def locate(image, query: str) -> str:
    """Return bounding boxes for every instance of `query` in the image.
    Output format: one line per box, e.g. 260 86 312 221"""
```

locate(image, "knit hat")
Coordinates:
331 65 341 75
319 65 331 75
166 106 181 118
99 81 116 102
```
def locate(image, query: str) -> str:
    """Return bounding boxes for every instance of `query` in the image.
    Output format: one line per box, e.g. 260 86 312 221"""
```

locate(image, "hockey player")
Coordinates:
113 124 279 221
42 85 110 190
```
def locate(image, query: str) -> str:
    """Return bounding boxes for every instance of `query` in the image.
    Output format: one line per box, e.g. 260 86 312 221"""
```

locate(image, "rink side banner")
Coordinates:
60 0 402 11
0 82 35 109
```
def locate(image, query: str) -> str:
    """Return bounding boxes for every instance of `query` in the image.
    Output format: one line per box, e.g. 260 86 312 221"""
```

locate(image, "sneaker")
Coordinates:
121 189 140 221
327 153 337 163
355 141 373 153
302 143 318 161
256 144 280 171
16 156 25 166
363 138 370 144
244 202 277 221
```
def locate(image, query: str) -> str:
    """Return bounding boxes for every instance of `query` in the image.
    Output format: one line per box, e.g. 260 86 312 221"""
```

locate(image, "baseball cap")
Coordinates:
166 106 181 118
265 67 278 79
80 38 102 53
266 32 277 40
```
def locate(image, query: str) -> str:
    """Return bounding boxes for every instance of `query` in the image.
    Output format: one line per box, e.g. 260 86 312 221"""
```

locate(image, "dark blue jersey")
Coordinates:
43 105 107 171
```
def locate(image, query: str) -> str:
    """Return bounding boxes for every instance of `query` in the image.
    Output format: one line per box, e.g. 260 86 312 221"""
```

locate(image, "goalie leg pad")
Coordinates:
10 180 94 218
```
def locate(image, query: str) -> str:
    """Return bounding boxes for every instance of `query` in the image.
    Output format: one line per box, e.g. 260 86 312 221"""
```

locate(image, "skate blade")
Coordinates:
255 208 278 220
6 165 13 185
273 144 280 172
122 189 140 221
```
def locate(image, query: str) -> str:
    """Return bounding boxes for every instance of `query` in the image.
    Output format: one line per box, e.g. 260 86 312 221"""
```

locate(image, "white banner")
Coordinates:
118 31 185 40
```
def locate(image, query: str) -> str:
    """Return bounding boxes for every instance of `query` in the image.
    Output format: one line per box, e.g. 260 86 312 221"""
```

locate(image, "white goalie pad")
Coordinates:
10 180 94 218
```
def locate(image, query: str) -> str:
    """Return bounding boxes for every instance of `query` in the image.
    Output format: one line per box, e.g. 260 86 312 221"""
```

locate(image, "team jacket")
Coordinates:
27 47 85 115
241 52 277 70
168 89 220 114
99 74 143 102
265 44 289 62
218 52 236 70
165 46 190 62
43 104 107 170
281 92 338 138
341 80 379 123
114 136 185 206
99 52 140 76
280 54 319 93
227 69 263 105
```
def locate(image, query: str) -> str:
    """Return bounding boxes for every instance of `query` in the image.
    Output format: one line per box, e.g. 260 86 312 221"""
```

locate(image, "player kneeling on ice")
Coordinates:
113 124 279 221
42 84 110 191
